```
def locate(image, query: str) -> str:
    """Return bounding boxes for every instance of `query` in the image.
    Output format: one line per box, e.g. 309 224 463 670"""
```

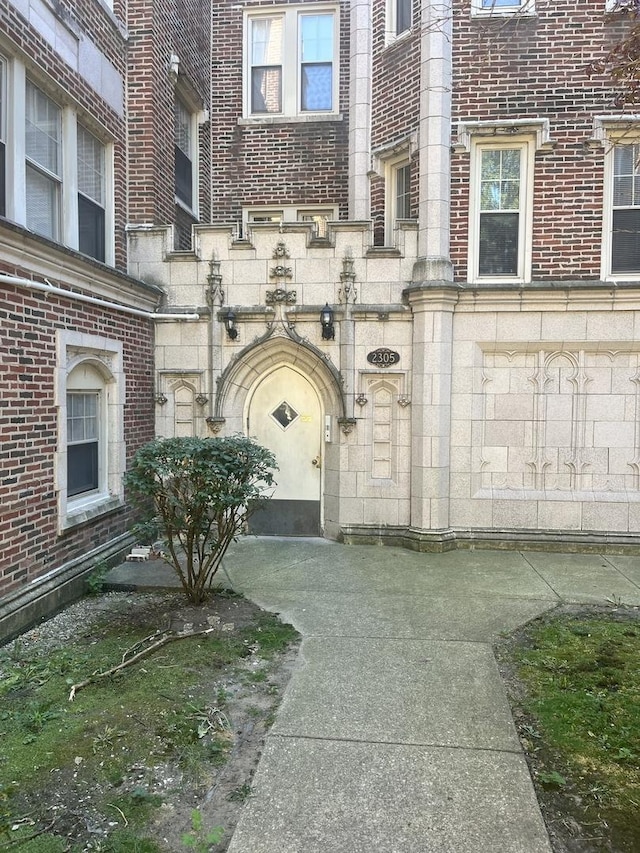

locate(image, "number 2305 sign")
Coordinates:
366 348 400 367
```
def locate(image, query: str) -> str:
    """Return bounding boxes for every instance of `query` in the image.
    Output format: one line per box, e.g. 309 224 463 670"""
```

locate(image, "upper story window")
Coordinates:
174 97 194 209
245 7 338 119
1 57 115 265
471 0 535 15
25 81 62 241
383 156 413 245
607 143 640 276
77 125 106 262
387 0 412 41
468 139 534 282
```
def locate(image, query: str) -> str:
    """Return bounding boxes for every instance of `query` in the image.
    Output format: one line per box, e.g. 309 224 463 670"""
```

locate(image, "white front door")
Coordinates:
247 365 322 535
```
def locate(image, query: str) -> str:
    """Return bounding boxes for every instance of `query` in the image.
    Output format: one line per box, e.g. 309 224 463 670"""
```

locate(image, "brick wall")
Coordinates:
208 0 350 226
369 0 420 241
127 0 212 230
0 269 155 599
450 0 631 282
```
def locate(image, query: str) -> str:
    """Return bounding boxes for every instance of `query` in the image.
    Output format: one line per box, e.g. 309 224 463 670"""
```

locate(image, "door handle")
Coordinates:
311 456 321 469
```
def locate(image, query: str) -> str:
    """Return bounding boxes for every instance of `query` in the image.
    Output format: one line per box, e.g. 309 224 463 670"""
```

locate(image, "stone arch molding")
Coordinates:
214 336 346 426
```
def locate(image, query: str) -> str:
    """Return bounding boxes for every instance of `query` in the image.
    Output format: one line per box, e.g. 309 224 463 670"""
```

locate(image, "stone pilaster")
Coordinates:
348 0 372 221
404 285 458 533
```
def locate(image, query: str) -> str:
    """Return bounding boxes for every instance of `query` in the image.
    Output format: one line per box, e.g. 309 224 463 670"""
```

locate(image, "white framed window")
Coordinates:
386 0 412 42
384 156 413 245
2 57 115 264
56 331 125 531
471 0 535 16
0 55 6 217
77 124 106 262
244 205 337 237
603 140 640 278
244 6 339 119
25 81 62 241
468 139 534 282
67 390 101 497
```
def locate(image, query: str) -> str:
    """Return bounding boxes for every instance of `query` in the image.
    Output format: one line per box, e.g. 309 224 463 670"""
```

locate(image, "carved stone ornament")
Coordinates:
266 288 297 305
272 239 290 259
206 416 225 434
397 395 411 407
195 394 208 406
154 393 168 405
338 417 357 435
269 263 293 280
355 394 368 407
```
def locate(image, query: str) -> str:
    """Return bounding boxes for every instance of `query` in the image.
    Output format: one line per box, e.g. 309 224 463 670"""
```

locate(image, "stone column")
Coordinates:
413 0 453 284
348 0 372 221
405 285 457 539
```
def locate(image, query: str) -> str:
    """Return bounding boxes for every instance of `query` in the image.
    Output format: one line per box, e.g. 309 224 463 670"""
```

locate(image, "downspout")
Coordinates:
0 274 200 321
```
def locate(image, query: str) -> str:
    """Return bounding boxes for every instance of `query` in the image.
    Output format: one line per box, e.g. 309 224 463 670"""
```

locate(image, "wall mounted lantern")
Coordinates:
224 310 238 340
320 303 335 340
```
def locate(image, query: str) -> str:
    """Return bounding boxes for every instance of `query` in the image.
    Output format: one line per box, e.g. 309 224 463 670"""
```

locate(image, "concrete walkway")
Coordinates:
106 539 640 853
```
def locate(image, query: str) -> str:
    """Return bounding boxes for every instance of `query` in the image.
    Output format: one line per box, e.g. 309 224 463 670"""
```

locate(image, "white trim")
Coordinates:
384 153 412 246
243 5 340 120
470 0 536 16
243 204 339 237
454 118 553 153
601 130 640 281
385 0 413 46
55 331 125 532
468 136 534 284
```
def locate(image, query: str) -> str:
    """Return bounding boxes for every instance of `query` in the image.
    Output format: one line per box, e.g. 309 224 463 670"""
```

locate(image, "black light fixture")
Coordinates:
224 310 238 340
320 303 334 340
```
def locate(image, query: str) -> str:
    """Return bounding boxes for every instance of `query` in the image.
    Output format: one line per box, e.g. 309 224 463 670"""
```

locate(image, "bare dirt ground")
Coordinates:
4 590 300 852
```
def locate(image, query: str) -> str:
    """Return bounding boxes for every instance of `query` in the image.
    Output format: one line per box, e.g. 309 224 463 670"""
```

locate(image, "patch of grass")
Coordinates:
508 612 640 851
239 613 298 657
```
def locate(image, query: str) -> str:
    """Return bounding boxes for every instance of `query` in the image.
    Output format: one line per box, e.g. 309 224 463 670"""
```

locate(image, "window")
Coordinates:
174 97 193 209
387 0 412 40
77 125 106 262
244 205 337 236
0 56 5 217
471 0 535 15
245 7 338 118
57 331 125 531
608 143 640 275
67 391 100 496
384 157 413 244
469 140 533 282
25 81 62 241
1 55 115 264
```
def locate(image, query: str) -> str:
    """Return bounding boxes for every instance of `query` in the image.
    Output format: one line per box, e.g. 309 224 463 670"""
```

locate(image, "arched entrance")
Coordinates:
246 365 323 535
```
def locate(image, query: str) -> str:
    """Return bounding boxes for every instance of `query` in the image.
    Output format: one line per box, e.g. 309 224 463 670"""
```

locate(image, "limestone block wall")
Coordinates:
129 222 417 536
449 287 640 544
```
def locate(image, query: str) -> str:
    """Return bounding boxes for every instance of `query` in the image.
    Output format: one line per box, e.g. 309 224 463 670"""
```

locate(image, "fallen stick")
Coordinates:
68 626 216 701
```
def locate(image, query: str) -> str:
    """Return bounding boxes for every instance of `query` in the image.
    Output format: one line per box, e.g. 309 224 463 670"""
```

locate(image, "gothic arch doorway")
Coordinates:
246 364 323 535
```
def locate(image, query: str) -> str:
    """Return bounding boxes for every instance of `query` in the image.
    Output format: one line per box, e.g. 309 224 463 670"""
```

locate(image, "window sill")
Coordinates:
238 113 343 126
62 494 123 532
471 6 536 19
384 28 414 50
